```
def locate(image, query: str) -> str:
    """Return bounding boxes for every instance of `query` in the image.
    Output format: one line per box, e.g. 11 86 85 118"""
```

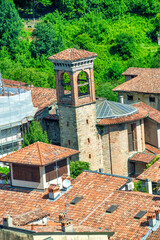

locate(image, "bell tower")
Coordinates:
49 48 102 170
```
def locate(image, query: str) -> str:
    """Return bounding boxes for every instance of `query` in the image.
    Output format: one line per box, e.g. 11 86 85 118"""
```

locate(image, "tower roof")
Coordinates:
48 48 97 62
0 142 79 166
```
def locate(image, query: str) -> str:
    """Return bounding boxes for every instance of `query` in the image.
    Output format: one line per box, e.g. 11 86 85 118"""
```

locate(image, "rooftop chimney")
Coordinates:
59 213 66 222
147 212 156 227
48 184 60 200
145 178 152 194
155 209 160 221
3 215 13 227
61 219 73 232
119 95 124 104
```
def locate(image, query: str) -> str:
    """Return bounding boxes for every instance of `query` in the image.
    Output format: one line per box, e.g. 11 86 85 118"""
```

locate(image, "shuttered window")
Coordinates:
12 164 40 182
45 159 68 182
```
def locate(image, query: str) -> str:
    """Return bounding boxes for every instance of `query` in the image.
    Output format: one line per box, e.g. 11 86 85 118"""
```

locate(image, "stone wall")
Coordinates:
144 119 158 147
59 103 102 171
43 119 60 145
118 92 160 110
100 119 145 176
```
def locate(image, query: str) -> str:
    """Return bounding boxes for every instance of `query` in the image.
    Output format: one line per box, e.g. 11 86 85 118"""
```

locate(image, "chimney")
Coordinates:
3 215 13 227
48 184 60 200
61 219 73 232
119 95 124 104
155 209 160 220
62 174 72 183
147 212 156 227
145 178 152 194
59 213 66 222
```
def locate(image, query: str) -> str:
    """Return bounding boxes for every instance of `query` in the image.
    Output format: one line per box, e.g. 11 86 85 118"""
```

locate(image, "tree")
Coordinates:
22 120 50 147
30 21 63 57
0 0 22 53
110 33 136 60
70 161 90 179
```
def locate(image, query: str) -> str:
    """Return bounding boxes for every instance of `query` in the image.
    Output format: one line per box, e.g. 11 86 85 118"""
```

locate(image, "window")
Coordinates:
87 138 90 143
68 140 71 145
127 123 137 152
127 95 133 101
149 97 155 103
45 159 68 182
77 71 90 98
89 154 91 158
86 119 89 124
12 164 40 182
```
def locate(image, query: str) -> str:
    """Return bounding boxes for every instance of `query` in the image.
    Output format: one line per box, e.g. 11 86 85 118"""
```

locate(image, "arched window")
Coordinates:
77 71 90 98
62 72 71 91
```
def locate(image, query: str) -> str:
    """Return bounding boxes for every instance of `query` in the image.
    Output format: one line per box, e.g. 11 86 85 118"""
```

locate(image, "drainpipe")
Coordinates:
108 126 113 174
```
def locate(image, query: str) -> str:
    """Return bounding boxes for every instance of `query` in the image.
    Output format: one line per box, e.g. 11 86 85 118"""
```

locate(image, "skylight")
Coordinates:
134 210 147 219
70 196 83 205
106 204 118 213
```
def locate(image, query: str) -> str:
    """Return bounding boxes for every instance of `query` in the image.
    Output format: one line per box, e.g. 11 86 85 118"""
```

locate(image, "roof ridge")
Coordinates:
36 142 44 166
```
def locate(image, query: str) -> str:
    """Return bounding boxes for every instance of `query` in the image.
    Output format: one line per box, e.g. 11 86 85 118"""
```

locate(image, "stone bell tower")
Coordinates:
49 48 102 170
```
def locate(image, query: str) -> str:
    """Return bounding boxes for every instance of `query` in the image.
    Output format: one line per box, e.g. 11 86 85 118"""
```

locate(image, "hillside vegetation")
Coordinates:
0 0 160 100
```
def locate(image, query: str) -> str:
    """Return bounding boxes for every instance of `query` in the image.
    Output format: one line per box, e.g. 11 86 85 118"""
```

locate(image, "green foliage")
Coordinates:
95 82 118 101
22 120 50 147
110 33 136 60
31 21 63 57
0 167 10 175
70 161 90 179
146 155 160 169
0 0 22 53
133 180 147 192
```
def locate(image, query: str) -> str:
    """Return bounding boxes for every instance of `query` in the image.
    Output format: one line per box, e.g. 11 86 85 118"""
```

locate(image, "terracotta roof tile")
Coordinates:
97 104 148 125
48 48 97 62
0 142 79 166
145 144 160 155
132 102 160 124
2 79 68 111
113 67 160 94
13 208 49 226
129 153 155 163
138 157 160 182
0 171 159 239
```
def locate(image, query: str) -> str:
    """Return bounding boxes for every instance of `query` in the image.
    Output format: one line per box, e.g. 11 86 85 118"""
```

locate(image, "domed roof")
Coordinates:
96 99 138 119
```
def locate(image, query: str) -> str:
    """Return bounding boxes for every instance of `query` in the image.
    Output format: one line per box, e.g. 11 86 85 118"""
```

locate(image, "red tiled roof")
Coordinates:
133 102 160 124
137 157 160 182
2 79 70 111
129 153 155 163
13 208 49 226
48 48 97 62
145 144 160 155
2 79 58 111
113 67 160 94
97 104 148 125
0 142 79 166
0 171 159 239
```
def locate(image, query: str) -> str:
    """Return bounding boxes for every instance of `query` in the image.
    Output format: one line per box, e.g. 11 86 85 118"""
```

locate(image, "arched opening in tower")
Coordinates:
77 71 90 98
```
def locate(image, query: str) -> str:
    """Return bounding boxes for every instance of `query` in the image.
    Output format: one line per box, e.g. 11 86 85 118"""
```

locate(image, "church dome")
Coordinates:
96 99 138 119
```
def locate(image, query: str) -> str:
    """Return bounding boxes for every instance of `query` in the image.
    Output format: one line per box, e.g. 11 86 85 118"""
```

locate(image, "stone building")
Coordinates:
113 67 160 110
48 48 160 177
